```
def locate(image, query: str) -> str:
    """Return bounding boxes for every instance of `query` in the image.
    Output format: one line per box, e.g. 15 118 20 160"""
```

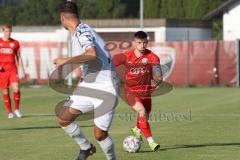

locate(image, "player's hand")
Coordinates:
21 72 26 79
18 70 26 79
53 58 67 67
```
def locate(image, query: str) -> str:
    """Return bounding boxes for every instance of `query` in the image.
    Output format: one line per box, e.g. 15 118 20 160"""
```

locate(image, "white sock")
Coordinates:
62 121 91 150
147 137 154 144
97 136 116 160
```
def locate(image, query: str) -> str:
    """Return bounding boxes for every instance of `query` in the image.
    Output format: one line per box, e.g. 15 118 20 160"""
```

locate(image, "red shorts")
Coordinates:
124 87 152 114
0 70 19 89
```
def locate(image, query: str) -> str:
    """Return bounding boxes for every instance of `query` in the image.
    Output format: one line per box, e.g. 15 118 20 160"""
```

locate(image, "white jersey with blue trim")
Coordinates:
71 23 117 86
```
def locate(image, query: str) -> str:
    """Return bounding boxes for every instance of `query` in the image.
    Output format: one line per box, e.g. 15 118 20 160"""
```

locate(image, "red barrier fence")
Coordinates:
19 40 237 85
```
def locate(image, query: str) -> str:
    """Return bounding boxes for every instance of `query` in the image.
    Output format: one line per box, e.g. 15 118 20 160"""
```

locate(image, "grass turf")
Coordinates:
0 86 240 160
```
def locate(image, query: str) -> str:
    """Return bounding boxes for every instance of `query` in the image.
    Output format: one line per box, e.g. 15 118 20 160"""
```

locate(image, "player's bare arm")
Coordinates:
152 64 163 86
15 53 26 78
53 47 96 67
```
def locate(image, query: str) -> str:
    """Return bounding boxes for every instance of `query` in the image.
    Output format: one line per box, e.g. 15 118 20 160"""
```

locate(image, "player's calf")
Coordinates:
13 91 20 110
3 93 12 112
94 126 116 160
59 108 92 154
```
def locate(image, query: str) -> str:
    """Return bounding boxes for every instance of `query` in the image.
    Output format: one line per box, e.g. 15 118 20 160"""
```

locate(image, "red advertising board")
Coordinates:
19 40 236 85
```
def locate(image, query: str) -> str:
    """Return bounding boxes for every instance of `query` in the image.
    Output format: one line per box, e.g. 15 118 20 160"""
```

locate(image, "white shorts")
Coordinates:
65 81 119 131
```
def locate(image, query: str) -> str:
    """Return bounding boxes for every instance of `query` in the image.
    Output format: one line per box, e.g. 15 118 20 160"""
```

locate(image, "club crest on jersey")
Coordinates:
127 61 132 65
142 58 148 65
10 43 14 48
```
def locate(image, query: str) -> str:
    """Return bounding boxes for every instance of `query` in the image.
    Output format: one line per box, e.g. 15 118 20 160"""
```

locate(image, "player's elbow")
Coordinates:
90 54 97 60
58 118 69 127
157 77 163 84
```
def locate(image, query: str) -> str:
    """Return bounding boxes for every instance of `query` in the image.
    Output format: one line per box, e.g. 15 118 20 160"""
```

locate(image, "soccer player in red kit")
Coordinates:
0 24 25 118
113 31 162 151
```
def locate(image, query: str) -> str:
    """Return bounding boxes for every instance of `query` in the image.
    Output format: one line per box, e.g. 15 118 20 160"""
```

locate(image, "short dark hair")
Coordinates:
134 31 148 39
59 1 79 18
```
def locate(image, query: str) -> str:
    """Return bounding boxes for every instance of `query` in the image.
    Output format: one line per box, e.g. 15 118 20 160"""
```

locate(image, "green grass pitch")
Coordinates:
0 86 240 160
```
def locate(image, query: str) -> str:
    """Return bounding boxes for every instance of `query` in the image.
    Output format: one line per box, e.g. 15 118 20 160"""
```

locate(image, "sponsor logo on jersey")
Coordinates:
129 67 147 74
142 58 148 65
0 48 13 54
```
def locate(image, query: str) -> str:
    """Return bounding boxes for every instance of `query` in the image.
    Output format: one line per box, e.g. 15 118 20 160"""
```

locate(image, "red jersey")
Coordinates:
113 49 160 95
0 38 20 71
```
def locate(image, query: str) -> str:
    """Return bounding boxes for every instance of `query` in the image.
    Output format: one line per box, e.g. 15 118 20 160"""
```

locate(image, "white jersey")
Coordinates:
67 23 118 131
71 23 118 86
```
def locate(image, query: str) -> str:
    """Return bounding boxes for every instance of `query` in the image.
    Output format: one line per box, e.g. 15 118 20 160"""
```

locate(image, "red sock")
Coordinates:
137 115 152 138
3 94 12 113
13 92 21 110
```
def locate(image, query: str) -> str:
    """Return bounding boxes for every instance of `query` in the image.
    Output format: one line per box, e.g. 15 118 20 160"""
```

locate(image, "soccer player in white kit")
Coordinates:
53 2 119 160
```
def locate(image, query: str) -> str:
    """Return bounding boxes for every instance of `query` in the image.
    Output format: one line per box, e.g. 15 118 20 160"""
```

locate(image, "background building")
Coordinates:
1 18 212 42
204 0 240 40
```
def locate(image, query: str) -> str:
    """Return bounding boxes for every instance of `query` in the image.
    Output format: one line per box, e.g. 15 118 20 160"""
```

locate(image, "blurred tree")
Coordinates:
47 0 64 24
121 0 139 18
0 0 228 25
96 0 126 18
15 0 64 25
208 0 226 10
160 0 168 18
166 0 185 18
76 0 126 19
184 0 209 19
207 0 226 40
184 0 196 18
212 18 223 40
144 0 161 18
76 0 99 19
0 0 17 24
192 0 209 18
184 0 225 19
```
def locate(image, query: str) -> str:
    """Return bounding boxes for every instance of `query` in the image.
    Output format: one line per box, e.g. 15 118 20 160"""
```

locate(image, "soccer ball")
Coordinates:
123 136 141 153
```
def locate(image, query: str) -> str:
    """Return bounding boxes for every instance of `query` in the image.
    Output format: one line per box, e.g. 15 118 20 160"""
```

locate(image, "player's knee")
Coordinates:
57 118 65 126
12 87 19 93
94 130 108 141
138 108 146 116
95 133 108 141
58 117 71 127
14 89 19 93
3 89 9 94
133 103 146 116
11 84 19 92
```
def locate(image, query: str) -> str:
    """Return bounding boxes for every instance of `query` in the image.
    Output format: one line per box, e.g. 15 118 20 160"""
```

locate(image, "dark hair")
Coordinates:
134 31 148 39
59 1 79 17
